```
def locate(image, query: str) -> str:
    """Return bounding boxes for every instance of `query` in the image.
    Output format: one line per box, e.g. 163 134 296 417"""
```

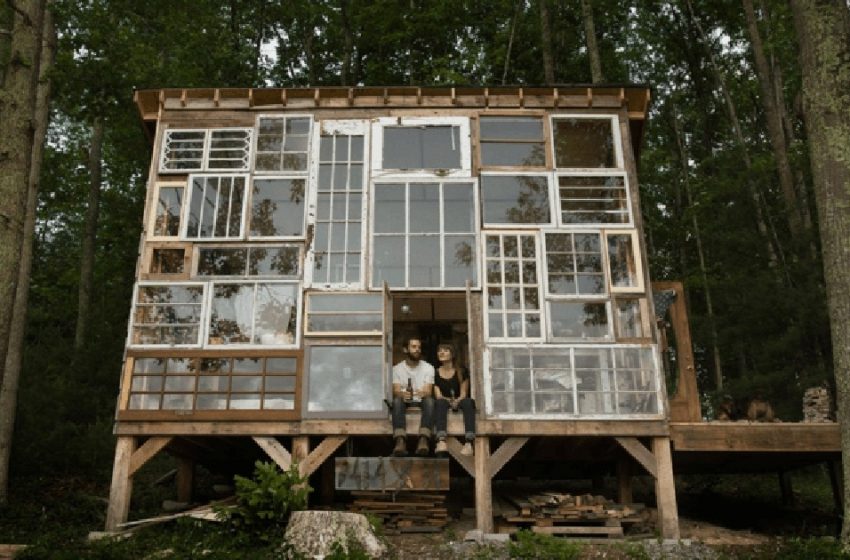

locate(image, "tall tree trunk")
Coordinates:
538 0 555 84
580 0 604 83
0 3 12 86
0 0 44 387
742 0 803 236
502 0 521 85
340 0 353 86
0 8 53 504
672 109 725 390
789 0 850 544
75 118 104 351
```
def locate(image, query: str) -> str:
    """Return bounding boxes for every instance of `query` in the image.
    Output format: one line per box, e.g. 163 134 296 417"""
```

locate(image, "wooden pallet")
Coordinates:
348 490 449 534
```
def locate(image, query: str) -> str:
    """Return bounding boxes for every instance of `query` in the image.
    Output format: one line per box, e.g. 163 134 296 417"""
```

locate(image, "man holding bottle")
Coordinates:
390 336 435 457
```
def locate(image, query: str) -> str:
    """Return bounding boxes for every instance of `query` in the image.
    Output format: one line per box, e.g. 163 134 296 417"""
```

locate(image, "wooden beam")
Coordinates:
129 437 172 477
655 281 701 421
252 436 292 471
300 436 347 477
617 458 633 504
670 422 841 452
615 437 657 478
105 437 137 531
474 437 493 533
488 437 528 478
445 437 475 477
176 457 194 503
653 437 679 539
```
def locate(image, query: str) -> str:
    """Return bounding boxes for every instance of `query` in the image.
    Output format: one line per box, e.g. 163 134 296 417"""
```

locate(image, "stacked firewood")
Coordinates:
803 386 833 423
348 491 449 534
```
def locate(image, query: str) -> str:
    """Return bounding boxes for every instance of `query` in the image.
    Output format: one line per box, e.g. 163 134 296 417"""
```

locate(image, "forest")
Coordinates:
1 0 849 553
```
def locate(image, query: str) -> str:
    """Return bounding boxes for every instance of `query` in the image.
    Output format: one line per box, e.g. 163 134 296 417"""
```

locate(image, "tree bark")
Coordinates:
0 0 44 387
538 0 555 84
789 0 850 544
580 0 604 83
340 0 353 86
742 0 803 236
501 0 521 85
0 7 53 504
75 118 104 351
0 3 12 87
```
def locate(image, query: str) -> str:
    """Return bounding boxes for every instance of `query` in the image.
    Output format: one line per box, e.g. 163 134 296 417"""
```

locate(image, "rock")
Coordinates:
463 529 483 542
284 510 386 559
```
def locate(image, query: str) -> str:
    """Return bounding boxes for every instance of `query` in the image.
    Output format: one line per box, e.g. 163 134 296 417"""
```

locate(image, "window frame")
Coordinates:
613 297 652 342
549 114 624 171
306 119 370 289
544 299 614 342
554 171 634 228
158 127 253 174
303 291 384 337
252 114 313 175
247 176 309 240
479 171 556 228
369 178 480 291
193 243 303 279
141 242 192 281
477 113 551 171
180 174 250 242
541 229 609 299
128 281 207 349
371 116 472 178
605 229 644 293
147 180 188 240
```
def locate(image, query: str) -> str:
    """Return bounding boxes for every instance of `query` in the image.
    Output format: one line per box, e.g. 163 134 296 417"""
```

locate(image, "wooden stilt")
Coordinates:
652 437 680 540
474 436 493 533
617 458 633 505
176 457 194 503
778 471 795 506
828 460 843 515
105 436 137 531
292 436 310 465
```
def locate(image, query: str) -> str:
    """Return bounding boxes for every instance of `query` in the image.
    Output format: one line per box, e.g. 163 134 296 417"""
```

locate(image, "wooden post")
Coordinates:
176 457 194 503
617 458 633 505
105 436 137 531
474 436 493 533
652 437 680 540
292 436 310 505
778 471 795 506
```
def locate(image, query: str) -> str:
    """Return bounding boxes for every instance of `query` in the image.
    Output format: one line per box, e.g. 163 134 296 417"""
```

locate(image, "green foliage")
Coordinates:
508 529 582 559
217 461 312 544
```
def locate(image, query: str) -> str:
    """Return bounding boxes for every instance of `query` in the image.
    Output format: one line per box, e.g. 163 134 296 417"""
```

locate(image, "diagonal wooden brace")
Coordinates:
614 436 657 478
252 436 292 471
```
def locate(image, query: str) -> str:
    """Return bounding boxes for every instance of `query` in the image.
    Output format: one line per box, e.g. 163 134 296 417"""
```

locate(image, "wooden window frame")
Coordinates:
253 114 313 175
371 116 472 178
158 127 253 174
129 281 207 349
549 113 623 171
303 291 384 337
605 229 644 293
193 243 303 279
141 242 192 281
479 171 556 228
147 180 187 240
181 174 250 241
554 171 634 228
476 112 551 172
613 297 652 343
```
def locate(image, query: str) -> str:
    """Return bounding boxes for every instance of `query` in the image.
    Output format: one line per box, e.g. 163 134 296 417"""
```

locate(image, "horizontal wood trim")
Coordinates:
670 422 841 452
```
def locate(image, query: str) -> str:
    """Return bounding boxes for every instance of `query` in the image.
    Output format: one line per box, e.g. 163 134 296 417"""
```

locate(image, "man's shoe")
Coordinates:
415 436 430 456
392 437 408 457
461 442 473 456
435 439 448 457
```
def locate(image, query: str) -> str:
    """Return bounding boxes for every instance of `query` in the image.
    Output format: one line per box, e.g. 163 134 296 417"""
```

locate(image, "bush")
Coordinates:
217 461 312 544
508 529 582 559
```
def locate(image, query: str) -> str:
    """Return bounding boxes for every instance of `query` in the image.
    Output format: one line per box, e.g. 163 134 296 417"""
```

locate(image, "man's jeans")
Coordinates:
435 397 476 442
391 395 435 439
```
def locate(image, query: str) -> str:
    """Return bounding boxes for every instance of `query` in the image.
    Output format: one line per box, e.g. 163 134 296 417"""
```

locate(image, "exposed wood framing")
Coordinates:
474 437 493 533
652 437 680 539
176 457 194 503
106 437 137 531
129 437 172 477
670 422 840 452
445 437 474 477
488 437 528 477
655 281 701 421
615 437 657 477
617 458 633 504
299 436 348 477
252 436 292 470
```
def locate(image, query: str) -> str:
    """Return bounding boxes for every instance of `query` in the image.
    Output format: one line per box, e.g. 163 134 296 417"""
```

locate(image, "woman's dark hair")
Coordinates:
437 343 464 384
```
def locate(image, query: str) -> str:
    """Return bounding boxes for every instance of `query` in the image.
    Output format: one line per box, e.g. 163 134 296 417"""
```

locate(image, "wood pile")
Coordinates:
803 386 833 423
347 491 449 534
495 492 647 538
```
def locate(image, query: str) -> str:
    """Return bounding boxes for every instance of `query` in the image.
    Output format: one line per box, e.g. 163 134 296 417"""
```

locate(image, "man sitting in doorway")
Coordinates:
391 335 435 457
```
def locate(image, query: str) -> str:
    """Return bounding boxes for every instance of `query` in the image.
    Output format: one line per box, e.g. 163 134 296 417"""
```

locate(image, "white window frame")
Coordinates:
554 171 633 228
605 229 644 293
479 171 556 228
613 297 652 341
181 174 250 241
541 229 609 299
549 114 624 171
147 181 187 240
369 178 480 291
253 114 314 175
305 119 370 289
481 231 545 343
483 343 664 420
193 243 303 278
158 127 253 174
204 280 302 349
128 281 207 349
247 176 309 240
371 116 472 178
303 292 384 337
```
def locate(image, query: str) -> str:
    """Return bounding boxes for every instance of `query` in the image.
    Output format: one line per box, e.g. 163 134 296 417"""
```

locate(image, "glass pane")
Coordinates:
309 293 382 312
151 248 185 274
134 358 166 374
481 142 545 167
248 246 300 276
373 184 405 233
209 284 254 344
250 178 306 237
608 234 639 288
480 117 544 140
409 184 440 233
308 314 382 332
264 394 295 410
372 236 405 287
232 376 262 392
383 126 461 169
196 395 228 410
443 183 474 232
559 175 628 224
131 376 163 391
254 283 298 345
198 248 248 276
553 118 616 168
162 394 193 411
129 394 161 410
164 376 195 392
233 358 263 372
153 186 183 236
162 130 205 171
409 236 440 287
549 302 610 339
266 357 297 373
444 235 476 288
198 376 229 391
230 394 262 409
265 376 296 392
307 346 384 412
481 175 550 224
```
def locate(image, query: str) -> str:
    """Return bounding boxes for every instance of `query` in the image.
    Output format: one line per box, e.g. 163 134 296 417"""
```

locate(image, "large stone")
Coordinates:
284 510 386 559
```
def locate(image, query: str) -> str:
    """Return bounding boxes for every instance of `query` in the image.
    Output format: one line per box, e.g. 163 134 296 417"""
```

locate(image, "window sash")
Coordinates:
555 172 632 227
159 128 252 173
254 115 312 174
550 115 622 170
195 244 302 278
302 341 387 418
479 116 547 168
483 232 543 342
480 172 554 227
129 282 206 347
206 281 300 348
148 182 186 239
371 117 471 178
183 175 249 240
304 292 384 335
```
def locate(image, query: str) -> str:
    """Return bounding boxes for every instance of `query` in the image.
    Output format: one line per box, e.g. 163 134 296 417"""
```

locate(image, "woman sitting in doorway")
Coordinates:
433 343 475 457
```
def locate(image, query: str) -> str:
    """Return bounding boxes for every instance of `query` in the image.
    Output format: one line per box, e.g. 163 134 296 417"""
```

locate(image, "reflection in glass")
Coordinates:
153 186 183 236
186 176 246 239
161 130 205 171
481 175 550 224
151 248 185 274
250 178 305 237
558 175 628 224
608 234 639 288
545 232 604 296
307 346 384 413
549 301 610 339
553 118 616 168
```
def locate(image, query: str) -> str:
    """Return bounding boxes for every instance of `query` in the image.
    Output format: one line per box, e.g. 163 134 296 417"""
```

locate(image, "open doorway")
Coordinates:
391 294 469 373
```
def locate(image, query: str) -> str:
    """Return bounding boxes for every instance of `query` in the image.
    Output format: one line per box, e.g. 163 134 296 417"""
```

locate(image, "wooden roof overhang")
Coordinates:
134 85 652 159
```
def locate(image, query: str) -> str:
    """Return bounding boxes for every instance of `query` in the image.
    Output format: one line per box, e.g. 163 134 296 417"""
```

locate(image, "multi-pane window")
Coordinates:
544 232 605 296
184 175 248 240
557 175 630 225
126 356 297 412
150 183 184 237
159 129 252 173
480 174 552 226
197 245 300 277
130 284 205 346
484 233 541 340
552 116 619 169
313 129 365 284
254 116 312 173
305 293 382 335
487 346 658 417
479 116 546 167
372 182 477 289
208 282 299 346
249 178 306 238
305 344 385 415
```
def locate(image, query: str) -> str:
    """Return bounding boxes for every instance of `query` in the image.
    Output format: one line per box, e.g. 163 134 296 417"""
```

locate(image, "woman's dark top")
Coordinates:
435 367 465 399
